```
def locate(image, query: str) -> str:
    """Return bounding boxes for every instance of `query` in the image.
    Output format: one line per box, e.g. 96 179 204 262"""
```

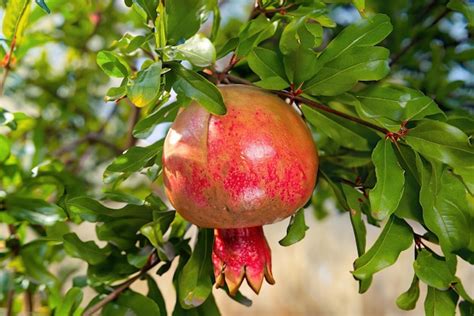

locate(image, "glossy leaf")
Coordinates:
5 195 66 226
283 47 320 85
236 15 278 57
406 120 474 167
166 0 204 44
66 196 153 222
170 63 226 115
128 61 162 108
279 17 322 55
301 104 373 150
0 135 10 163
353 216 413 281
355 85 442 125
369 139 405 220
304 46 390 96
174 34 216 67
418 159 471 253
140 211 176 248
342 184 367 256
414 249 455 290
105 140 163 175
96 51 130 78
3 0 31 44
396 275 420 310
424 287 458 316
63 233 112 265
104 290 161 315
133 102 180 139
55 287 83 316
178 229 213 309
247 47 288 90
317 13 392 65
146 275 167 316
279 209 309 246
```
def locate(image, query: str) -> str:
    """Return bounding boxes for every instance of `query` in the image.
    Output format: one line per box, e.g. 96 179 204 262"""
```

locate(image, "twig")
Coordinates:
390 7 449 66
83 253 159 316
0 37 16 95
125 101 141 148
226 74 390 134
24 290 33 315
54 133 122 156
6 285 14 316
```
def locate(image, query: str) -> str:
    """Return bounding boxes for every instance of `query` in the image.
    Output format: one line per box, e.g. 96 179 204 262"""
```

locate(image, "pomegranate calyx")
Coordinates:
212 226 275 295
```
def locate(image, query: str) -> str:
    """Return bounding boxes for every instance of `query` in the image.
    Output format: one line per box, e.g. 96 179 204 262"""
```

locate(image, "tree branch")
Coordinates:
125 101 141 148
0 37 16 95
54 133 122 156
226 74 390 134
83 253 160 316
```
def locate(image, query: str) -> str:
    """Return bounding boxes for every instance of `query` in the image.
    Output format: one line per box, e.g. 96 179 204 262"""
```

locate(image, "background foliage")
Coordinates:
0 0 473 315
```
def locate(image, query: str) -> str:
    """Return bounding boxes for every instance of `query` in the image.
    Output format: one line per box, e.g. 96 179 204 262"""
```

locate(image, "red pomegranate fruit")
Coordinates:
163 84 318 295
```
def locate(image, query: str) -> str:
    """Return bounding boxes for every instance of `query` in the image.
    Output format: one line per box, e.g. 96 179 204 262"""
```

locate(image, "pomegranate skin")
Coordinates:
163 84 318 228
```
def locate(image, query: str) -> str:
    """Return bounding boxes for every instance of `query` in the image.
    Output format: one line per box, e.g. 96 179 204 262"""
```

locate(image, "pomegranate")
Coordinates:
163 84 318 295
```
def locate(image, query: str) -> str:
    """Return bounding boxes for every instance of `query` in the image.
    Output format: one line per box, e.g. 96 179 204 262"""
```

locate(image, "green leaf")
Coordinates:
355 85 442 126
174 34 216 67
418 159 471 253
132 0 158 21
405 120 474 167
317 13 392 65
104 290 161 315
140 211 176 248
279 209 309 246
66 196 154 222
460 301 474 316
396 275 420 310
35 0 50 14
166 0 204 44
5 195 66 226
369 139 405 220
63 233 112 265
55 288 83 316
247 47 288 90
447 0 474 26
283 47 319 85
96 51 130 77
301 104 373 151
342 184 367 256
105 140 163 175
352 0 365 14
424 287 458 316
178 228 213 309
353 216 413 281
105 85 127 102
304 46 390 96
279 17 322 55
2 0 31 44
146 275 167 316
20 241 57 286
170 63 226 115
414 249 455 290
133 102 180 139
236 15 278 57
96 218 149 250
0 134 11 163
128 61 162 108
0 108 16 130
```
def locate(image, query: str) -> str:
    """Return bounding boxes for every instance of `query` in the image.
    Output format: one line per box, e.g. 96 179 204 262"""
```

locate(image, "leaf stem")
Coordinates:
225 74 390 134
83 252 160 316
